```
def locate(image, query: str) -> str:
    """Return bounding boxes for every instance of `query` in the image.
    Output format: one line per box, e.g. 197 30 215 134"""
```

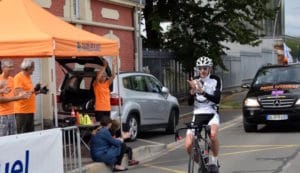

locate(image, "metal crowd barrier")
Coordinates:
62 126 82 173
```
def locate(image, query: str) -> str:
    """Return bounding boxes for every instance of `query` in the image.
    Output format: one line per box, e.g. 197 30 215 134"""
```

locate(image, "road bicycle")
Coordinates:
175 114 219 173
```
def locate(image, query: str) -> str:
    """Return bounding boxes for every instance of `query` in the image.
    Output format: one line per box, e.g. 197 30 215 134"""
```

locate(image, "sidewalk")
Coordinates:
69 89 248 173
220 89 248 109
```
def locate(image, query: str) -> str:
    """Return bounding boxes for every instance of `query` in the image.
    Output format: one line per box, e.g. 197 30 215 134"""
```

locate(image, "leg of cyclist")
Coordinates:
210 124 219 164
208 113 220 166
185 129 200 163
185 114 197 154
185 130 194 154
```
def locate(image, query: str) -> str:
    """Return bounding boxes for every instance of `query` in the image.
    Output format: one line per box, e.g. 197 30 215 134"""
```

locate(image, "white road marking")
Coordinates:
137 138 165 145
180 111 193 118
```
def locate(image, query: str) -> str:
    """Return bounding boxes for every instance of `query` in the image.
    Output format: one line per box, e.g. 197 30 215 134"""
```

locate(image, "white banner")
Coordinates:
0 128 63 173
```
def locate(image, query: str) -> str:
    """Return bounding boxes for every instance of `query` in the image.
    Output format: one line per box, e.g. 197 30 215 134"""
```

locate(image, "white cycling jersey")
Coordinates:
188 74 222 126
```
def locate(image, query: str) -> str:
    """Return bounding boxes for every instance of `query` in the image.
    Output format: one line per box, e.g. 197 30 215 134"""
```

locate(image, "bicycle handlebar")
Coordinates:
174 122 210 142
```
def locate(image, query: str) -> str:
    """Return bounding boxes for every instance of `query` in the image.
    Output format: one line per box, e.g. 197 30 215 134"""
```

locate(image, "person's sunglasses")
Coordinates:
198 67 209 71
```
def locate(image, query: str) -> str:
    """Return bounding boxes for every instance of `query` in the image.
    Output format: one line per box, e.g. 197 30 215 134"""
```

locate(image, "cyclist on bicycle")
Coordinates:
186 56 222 166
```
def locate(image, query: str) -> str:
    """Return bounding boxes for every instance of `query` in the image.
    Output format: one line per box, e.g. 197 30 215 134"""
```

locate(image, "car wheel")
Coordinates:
127 115 139 141
243 119 257 132
165 109 177 134
84 99 94 111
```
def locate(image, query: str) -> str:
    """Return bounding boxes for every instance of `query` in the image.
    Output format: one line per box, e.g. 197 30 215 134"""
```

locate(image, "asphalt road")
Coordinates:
126 113 300 173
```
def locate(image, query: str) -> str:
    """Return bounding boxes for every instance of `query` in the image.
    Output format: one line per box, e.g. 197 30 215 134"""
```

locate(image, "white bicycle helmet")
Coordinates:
196 56 213 67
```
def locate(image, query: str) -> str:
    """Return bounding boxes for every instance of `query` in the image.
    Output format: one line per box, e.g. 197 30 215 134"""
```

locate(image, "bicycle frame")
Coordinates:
175 122 211 173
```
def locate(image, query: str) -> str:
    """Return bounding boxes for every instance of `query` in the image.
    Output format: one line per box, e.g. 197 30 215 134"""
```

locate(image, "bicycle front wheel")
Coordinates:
188 142 203 173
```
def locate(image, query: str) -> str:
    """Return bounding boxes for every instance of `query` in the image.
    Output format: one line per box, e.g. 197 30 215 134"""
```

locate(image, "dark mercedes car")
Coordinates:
242 63 300 132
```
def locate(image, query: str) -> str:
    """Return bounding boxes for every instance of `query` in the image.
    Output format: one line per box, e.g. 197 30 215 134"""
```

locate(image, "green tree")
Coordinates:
143 0 278 72
286 37 300 59
143 0 171 48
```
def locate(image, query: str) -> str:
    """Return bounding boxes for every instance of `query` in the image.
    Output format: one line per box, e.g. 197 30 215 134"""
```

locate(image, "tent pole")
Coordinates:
116 56 122 133
51 55 58 127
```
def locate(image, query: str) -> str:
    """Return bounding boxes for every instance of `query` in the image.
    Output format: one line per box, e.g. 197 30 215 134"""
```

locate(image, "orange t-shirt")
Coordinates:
0 75 14 115
14 72 35 114
93 80 111 111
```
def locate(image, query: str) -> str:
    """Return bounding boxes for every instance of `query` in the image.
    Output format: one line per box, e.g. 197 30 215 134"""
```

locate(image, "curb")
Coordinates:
68 162 112 173
132 144 167 162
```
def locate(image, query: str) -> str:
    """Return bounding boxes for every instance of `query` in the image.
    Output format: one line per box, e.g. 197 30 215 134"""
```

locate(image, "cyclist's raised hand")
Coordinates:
195 80 204 94
187 77 196 89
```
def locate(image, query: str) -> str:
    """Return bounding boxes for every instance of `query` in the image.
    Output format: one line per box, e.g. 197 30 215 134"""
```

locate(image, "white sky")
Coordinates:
285 0 300 36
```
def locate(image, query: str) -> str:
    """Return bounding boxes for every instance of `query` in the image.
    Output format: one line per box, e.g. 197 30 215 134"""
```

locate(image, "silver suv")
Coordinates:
110 72 179 140
56 57 180 140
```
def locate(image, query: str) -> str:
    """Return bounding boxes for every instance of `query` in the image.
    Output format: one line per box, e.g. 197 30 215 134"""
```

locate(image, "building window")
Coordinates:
73 0 80 19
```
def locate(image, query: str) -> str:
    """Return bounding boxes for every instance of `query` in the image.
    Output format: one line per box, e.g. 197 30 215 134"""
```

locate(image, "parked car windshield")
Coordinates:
253 66 300 86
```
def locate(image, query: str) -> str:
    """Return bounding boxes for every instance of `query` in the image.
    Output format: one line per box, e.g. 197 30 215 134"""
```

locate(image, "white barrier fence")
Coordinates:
62 126 82 173
0 127 84 173
0 128 64 173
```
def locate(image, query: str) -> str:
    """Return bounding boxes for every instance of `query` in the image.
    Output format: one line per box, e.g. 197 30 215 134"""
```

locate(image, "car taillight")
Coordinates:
110 96 123 106
57 95 60 103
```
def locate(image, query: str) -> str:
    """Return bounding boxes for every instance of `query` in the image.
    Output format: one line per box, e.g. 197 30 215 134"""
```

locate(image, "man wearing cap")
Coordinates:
277 49 288 65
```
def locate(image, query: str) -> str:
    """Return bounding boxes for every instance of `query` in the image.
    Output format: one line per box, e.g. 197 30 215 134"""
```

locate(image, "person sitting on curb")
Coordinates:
111 119 139 166
90 116 131 172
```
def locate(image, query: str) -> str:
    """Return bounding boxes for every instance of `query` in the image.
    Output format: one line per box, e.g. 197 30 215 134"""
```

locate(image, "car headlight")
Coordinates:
295 99 300 105
244 97 259 107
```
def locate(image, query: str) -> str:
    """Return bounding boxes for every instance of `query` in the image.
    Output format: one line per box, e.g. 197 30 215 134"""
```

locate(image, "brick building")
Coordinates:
34 0 143 82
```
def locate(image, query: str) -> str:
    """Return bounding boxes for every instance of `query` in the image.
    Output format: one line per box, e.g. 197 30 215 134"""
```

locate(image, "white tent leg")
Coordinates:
51 55 58 127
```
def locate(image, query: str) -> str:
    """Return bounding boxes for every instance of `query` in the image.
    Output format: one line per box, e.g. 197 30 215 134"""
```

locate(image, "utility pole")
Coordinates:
138 0 143 71
281 0 285 41
272 0 284 59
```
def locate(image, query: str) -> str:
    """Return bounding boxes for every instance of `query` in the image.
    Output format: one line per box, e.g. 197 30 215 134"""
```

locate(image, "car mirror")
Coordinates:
241 84 250 89
161 86 169 93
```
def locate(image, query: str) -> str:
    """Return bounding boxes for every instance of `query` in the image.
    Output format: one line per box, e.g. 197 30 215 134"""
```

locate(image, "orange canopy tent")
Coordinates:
0 0 119 126
0 0 119 57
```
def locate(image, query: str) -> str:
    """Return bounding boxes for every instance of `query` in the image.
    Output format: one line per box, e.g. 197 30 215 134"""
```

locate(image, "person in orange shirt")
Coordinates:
14 59 45 133
93 58 116 123
0 59 31 136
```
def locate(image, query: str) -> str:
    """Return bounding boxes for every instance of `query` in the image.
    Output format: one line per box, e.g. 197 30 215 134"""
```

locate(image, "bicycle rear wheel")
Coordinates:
188 142 206 173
